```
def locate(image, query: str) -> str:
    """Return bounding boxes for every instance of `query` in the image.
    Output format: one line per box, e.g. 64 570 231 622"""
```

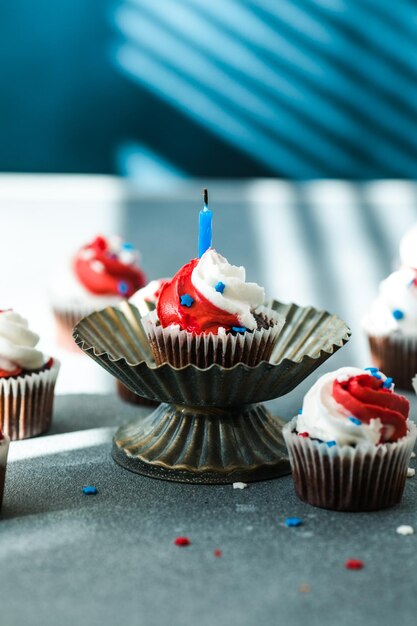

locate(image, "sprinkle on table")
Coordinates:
345 559 364 570
232 326 246 333
392 309 405 320
174 537 191 547
407 467 415 478
348 417 362 426
215 281 225 294
326 440 337 448
233 482 248 489
298 432 309 438
180 294 194 307
285 517 303 527
396 525 414 536
213 549 223 558
82 485 97 495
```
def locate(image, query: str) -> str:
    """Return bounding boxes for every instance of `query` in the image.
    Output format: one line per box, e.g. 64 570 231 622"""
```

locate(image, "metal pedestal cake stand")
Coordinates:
73 301 350 484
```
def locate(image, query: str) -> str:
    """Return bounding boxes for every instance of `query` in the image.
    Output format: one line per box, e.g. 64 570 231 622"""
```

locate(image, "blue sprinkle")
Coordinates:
285 517 303 527
122 242 134 250
232 326 246 333
327 441 337 448
180 294 194 307
364 367 379 373
348 417 362 426
215 281 225 294
373 372 382 380
392 309 405 320
118 281 129 295
82 485 97 495
383 377 393 389
298 409 303 415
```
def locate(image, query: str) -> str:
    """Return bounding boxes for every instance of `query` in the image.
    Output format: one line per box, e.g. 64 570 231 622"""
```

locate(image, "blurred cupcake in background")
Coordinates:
0 310 60 439
49 235 147 350
129 278 169 316
116 277 170 406
363 224 417 389
283 366 416 511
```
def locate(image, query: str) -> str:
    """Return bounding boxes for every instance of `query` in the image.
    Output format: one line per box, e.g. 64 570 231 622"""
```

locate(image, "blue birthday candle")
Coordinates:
198 188 212 257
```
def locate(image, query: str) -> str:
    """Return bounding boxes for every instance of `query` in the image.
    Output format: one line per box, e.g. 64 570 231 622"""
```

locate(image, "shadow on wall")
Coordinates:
2 0 417 179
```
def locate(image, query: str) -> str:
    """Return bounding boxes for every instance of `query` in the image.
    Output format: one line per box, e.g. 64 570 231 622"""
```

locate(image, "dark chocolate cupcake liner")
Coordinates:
0 360 60 440
116 380 159 407
283 417 417 511
367 333 417 390
144 306 285 368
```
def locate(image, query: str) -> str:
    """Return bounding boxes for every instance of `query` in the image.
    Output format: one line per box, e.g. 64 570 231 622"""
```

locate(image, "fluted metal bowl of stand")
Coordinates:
73 300 351 484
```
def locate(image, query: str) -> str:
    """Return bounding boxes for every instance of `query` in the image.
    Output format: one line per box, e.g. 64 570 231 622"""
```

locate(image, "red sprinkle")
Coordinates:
174 537 191 547
298 432 309 438
213 549 222 558
345 559 364 570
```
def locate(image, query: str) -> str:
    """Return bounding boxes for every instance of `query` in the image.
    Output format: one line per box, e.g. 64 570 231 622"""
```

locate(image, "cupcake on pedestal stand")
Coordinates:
73 191 351 484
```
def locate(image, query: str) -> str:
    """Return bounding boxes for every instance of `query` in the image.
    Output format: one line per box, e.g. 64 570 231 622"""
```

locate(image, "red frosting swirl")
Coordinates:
333 374 409 442
157 258 240 334
73 236 146 298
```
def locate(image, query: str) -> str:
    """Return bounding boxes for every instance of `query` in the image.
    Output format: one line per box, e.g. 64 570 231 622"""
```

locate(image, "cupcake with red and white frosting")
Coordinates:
283 366 417 511
49 235 147 350
0 310 60 439
144 249 284 368
129 278 169 316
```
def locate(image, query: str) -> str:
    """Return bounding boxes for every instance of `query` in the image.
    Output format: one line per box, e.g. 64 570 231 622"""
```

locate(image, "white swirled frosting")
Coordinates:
0 311 45 371
363 226 417 337
296 367 386 446
191 249 265 330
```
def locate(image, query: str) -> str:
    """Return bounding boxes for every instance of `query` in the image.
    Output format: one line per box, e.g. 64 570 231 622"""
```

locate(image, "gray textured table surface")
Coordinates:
2 385 417 626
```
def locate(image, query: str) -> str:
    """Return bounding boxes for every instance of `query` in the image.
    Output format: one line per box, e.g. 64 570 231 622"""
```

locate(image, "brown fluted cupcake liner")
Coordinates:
283 418 417 511
116 380 159 407
53 308 86 352
0 436 9 511
367 333 417 390
0 360 60 440
144 306 285 369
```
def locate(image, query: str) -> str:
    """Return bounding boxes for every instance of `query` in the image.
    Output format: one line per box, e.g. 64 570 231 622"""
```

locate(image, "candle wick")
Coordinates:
203 187 208 209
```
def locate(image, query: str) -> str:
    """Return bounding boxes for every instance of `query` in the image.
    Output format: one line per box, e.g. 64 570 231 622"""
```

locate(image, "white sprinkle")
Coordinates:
396 525 414 536
233 482 248 489
90 260 105 273
411 451 416 459
407 467 415 478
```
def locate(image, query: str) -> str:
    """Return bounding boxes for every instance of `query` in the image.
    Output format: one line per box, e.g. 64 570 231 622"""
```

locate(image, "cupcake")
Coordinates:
283 366 416 511
0 429 9 511
49 235 147 350
115 278 170 406
363 225 417 389
129 278 169 316
0 310 60 440
144 248 285 368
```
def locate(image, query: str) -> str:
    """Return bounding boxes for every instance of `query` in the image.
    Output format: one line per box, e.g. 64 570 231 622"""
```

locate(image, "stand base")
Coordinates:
112 403 290 484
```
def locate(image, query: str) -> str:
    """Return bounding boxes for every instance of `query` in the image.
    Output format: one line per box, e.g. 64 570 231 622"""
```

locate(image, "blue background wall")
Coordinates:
1 0 417 179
